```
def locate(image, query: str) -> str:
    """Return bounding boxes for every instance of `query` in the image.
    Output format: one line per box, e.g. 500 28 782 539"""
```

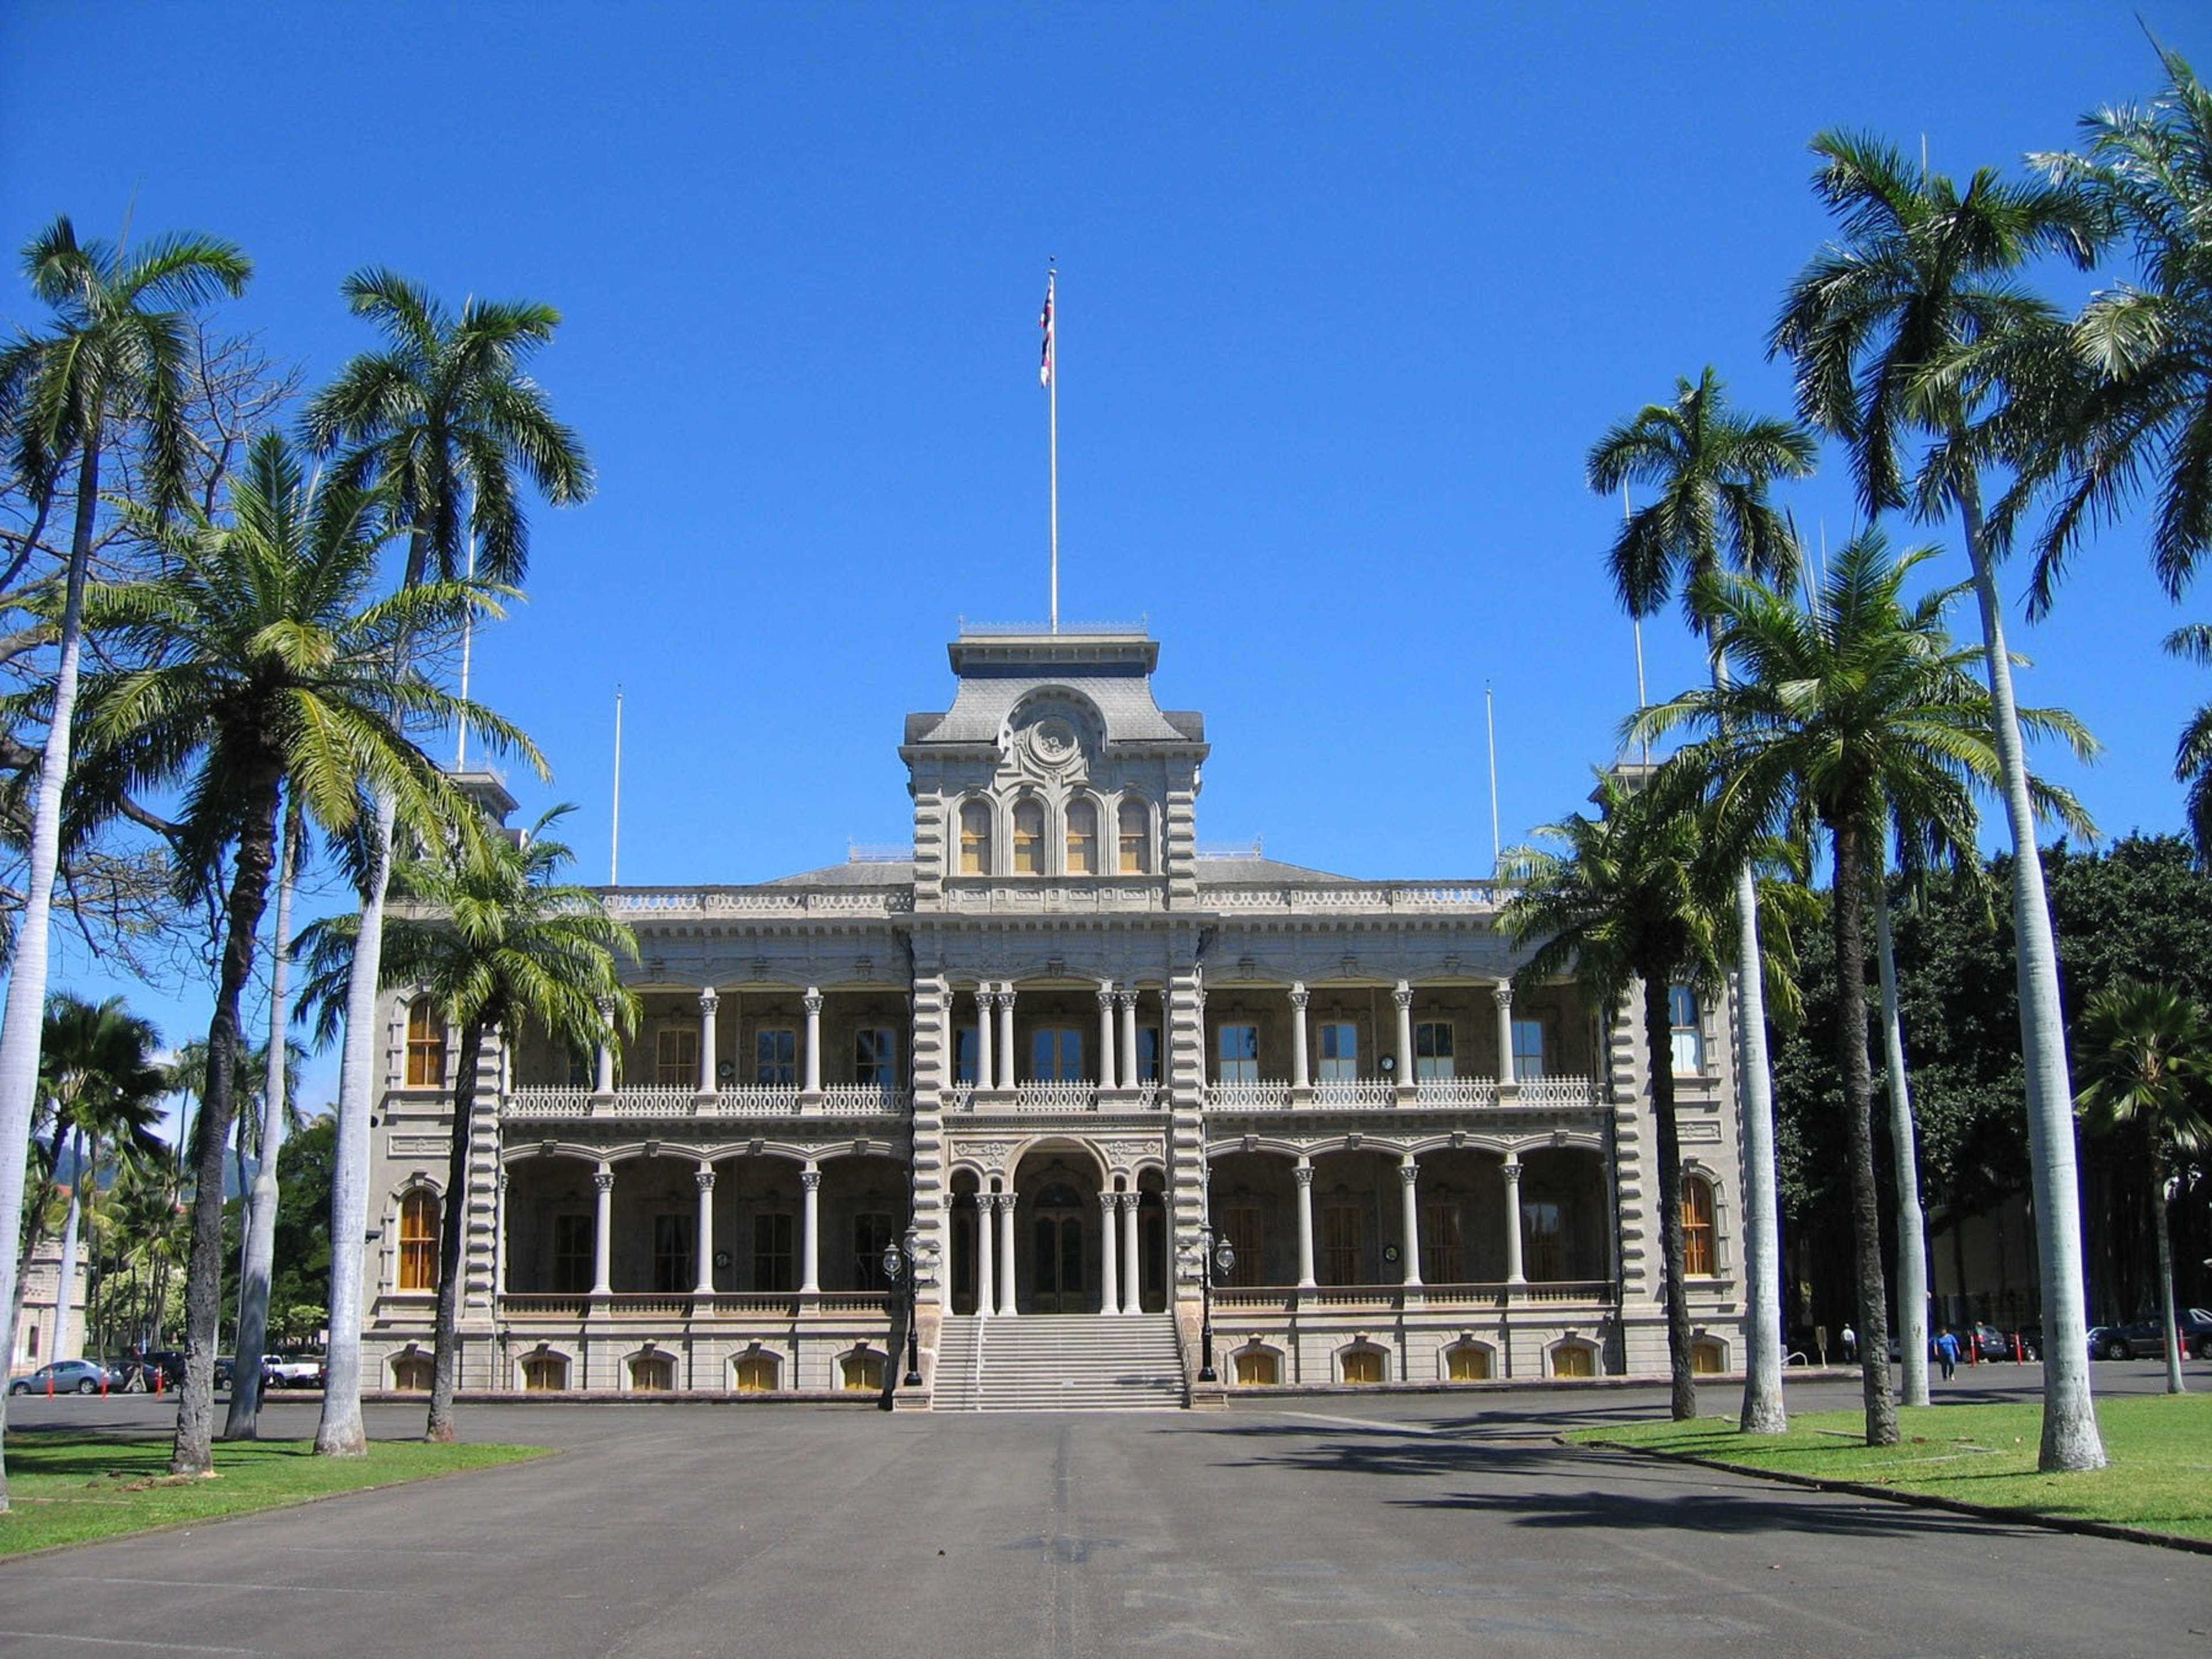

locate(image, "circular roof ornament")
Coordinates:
1029 715 1078 766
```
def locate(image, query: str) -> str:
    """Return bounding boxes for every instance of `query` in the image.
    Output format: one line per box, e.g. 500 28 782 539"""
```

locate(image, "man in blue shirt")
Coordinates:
1934 1328 1960 1381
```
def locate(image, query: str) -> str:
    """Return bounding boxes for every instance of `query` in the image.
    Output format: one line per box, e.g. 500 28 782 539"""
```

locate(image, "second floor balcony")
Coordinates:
501 1083 911 1122
1202 1075 1601 1112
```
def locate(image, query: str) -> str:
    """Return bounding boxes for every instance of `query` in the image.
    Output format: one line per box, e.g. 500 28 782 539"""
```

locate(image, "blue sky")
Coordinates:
5 2 2209 1110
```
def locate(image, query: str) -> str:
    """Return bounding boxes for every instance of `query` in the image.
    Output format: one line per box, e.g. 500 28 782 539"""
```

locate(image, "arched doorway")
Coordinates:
1030 1181 1087 1313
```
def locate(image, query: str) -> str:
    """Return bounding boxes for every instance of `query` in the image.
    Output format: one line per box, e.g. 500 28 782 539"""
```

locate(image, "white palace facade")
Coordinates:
359 627 1749 1406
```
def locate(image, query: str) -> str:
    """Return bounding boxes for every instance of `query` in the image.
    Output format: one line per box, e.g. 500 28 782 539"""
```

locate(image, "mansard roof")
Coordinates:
903 626 1206 751
757 860 916 888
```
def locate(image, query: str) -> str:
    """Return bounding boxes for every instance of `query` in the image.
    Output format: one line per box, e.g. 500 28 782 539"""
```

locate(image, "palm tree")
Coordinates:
1588 366 1816 1434
0 217 247 1508
1771 132 2111 1471
302 271 590 1459
2075 979 2212 1396
1501 769 1738 1421
17 994 166 1365
2022 47 2212 615
304 808 635 1438
68 431 534 1476
1638 530 2094 1445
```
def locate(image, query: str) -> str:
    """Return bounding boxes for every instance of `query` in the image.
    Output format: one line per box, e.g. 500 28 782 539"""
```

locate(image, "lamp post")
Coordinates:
881 1227 937 1388
1181 1226 1236 1382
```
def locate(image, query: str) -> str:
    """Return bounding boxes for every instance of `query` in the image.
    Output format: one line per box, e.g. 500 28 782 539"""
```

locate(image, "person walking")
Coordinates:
1934 1327 1960 1381
1841 1323 1858 1363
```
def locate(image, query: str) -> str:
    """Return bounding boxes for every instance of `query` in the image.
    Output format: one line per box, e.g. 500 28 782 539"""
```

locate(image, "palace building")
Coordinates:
359 626 1748 1406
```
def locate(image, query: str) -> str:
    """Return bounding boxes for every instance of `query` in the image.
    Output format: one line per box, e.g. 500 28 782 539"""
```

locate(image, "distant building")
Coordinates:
358 627 1747 1402
12 1239 86 1372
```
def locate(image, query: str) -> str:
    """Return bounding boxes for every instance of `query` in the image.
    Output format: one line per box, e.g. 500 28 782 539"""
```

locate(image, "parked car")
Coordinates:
132 1350 187 1389
2097 1309 2212 1361
262 1351 327 1389
9 1358 124 1395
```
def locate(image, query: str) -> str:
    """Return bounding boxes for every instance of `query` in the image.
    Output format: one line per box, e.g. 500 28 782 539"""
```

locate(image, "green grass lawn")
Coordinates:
1571 1393 2212 1542
0 1432 549 1555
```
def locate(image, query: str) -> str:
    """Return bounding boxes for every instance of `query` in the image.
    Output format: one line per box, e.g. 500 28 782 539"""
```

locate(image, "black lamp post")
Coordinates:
881 1228 936 1388
1185 1226 1236 1382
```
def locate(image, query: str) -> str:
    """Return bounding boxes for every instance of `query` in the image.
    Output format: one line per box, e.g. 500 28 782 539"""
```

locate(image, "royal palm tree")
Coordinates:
1637 531 2094 1445
68 431 536 1476
302 271 590 1459
0 217 247 1508
2023 47 2212 615
2075 979 2212 1396
1501 770 1739 1421
301 808 635 1439
1771 132 2111 1471
1588 366 1816 1434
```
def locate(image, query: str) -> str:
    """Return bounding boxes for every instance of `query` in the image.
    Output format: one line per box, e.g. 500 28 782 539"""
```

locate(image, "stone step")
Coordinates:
936 1314 1184 1412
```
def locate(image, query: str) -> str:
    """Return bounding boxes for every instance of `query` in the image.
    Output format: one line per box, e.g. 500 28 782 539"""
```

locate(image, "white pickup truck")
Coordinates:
261 1353 327 1389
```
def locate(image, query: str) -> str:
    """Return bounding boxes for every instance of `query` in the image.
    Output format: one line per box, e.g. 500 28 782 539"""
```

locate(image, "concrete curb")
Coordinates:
1573 1435 2212 1558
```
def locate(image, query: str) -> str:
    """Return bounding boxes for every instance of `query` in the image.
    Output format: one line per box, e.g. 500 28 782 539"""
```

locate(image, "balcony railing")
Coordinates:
498 1291 896 1320
1202 1075 1601 1112
1412 1078 1499 1108
1210 1280 1613 1312
500 1085 910 1121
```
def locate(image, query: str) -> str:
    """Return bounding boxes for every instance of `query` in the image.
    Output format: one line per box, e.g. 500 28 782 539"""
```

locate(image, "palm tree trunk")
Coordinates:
316 785 398 1459
227 796 300 1440
2150 1145 2184 1396
1644 975 1697 1421
171 765 283 1478
1830 812 1897 1446
1731 860 1787 1432
0 433 103 1510
1957 476 2106 1471
426 1021 484 1443
55 1132 82 1361
1874 878 1932 1408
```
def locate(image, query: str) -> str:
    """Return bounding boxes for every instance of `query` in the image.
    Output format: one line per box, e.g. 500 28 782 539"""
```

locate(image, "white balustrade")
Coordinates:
816 1084 908 1115
1310 1080 1399 1108
1412 1078 1500 1108
502 1087 594 1118
1012 1080 1099 1111
1518 1076 1599 1109
1205 1079 1292 1109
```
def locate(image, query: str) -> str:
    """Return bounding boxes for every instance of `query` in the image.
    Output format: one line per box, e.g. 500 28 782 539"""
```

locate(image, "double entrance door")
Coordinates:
1030 1183 1088 1313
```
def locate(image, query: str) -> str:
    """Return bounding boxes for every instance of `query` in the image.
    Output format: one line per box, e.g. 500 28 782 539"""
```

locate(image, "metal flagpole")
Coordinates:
1043 265 1058 634
1485 683 1502 876
610 686 623 886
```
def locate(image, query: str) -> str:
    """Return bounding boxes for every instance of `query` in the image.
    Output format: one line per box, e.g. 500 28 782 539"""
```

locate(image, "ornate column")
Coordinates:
974 985 994 1089
1117 991 1139 1087
1494 981 1516 1088
591 1166 615 1296
694 1166 717 1295
593 997 617 1096
1097 983 1119 1090
801 988 823 1096
1099 1190 1121 1315
800 1165 822 1294
1502 1157 1527 1285
995 1192 1019 1316
1289 983 1311 1093
975 1193 997 1318
1393 979 1416 1099
1294 1159 1317 1288
697 988 720 1096
995 986 1017 1089
1398 1155 1423 1287
1116 1193 1139 1315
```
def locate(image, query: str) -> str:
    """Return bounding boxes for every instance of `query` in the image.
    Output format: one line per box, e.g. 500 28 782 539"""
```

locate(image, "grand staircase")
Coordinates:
933 1314 1185 1411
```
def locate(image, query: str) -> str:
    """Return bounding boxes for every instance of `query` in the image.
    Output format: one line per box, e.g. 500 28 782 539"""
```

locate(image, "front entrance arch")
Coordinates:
1030 1182 1086 1312
1009 1144 1108 1314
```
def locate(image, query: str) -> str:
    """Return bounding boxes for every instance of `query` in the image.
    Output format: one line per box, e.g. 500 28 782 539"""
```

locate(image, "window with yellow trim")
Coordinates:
1012 800 1045 873
521 1353 568 1391
842 1351 885 1391
1445 1344 1491 1381
1065 798 1098 874
404 997 446 1086
1681 1176 1716 1277
1233 1349 1279 1385
1551 1343 1594 1378
398 1190 440 1291
1340 1347 1385 1384
656 1027 698 1088
629 1353 675 1391
392 1354 433 1392
1118 800 1150 873
959 800 992 874
734 1353 779 1392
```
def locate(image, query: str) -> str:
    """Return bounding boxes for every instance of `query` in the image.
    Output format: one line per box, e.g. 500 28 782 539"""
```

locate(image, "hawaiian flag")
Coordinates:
1039 277 1054 388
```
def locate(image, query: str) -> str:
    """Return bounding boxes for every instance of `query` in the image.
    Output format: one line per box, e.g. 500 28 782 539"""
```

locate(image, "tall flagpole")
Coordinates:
1485 683 1502 877
1041 264 1058 633
609 685 623 886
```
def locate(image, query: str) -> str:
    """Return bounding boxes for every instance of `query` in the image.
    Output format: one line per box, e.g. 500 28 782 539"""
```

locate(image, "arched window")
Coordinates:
1118 800 1151 874
398 1190 440 1291
1232 1348 1281 1386
959 800 992 874
628 1352 675 1392
1551 1342 1596 1378
841 1350 885 1391
1012 800 1045 873
1445 1343 1492 1382
1681 1175 1716 1277
1339 1346 1386 1384
392 1353 433 1392
734 1351 780 1393
405 997 446 1086
1065 798 1098 874
1690 1338 1726 1376
521 1351 569 1391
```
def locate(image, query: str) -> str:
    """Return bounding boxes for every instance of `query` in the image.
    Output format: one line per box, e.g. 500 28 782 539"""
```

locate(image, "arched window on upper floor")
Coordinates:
1065 798 1098 875
959 799 993 874
405 996 446 1087
1681 1173 1717 1277
1118 798 1152 874
1012 799 1046 874
398 1188 440 1291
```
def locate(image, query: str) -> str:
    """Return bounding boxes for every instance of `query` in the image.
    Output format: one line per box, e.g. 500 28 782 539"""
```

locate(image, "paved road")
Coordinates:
0 1368 2203 1657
